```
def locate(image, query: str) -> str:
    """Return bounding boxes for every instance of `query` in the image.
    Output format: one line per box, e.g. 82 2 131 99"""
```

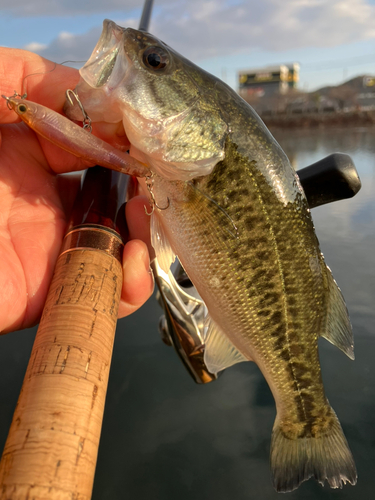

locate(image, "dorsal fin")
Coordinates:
151 212 176 273
321 264 354 359
203 315 250 374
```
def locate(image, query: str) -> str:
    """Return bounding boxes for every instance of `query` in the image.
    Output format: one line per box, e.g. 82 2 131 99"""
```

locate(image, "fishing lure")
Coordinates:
2 93 149 179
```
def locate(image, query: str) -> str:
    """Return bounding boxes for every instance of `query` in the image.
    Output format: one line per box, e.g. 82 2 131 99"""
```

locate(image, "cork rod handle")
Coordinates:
0 240 123 499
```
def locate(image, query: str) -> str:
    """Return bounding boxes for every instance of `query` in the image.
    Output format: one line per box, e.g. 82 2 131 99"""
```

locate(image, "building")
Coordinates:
238 63 299 99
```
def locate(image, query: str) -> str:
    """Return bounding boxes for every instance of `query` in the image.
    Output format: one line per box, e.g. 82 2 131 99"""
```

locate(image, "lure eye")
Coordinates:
17 104 27 114
142 46 169 71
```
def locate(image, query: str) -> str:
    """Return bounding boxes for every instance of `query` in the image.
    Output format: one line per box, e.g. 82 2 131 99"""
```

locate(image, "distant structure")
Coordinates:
238 63 299 99
241 72 375 124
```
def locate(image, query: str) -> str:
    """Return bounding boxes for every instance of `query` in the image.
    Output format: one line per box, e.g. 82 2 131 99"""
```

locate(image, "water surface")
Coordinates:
1 126 374 499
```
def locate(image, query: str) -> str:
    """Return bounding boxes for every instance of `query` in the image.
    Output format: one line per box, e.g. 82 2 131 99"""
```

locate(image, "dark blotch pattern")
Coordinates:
173 135 331 439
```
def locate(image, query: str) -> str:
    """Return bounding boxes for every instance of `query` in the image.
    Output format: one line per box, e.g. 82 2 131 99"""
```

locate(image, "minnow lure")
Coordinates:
2 94 149 178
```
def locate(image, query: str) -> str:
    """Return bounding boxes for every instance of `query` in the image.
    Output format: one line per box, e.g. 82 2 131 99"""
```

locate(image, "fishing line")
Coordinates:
187 181 239 239
60 60 86 66
20 59 86 98
20 61 60 98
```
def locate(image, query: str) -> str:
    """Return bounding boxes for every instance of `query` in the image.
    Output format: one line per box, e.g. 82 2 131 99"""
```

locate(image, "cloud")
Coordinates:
33 26 102 63
158 0 375 59
27 18 139 64
0 0 143 17
24 0 375 65
24 42 48 52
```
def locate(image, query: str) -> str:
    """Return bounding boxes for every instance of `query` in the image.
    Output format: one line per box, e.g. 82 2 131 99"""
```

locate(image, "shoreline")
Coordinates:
260 109 375 129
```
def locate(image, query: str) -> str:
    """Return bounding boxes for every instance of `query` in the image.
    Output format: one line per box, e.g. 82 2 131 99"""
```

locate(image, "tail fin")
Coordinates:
270 408 357 492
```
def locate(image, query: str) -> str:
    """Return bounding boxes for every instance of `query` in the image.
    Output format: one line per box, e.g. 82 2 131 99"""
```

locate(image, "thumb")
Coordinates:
0 47 79 123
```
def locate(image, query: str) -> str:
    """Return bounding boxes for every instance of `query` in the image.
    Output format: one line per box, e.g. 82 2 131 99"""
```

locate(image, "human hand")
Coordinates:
0 48 153 333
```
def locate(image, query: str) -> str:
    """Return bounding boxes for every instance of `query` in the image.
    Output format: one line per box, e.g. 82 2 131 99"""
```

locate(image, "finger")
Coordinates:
118 239 154 318
0 121 93 178
0 48 133 178
126 195 152 254
0 48 125 140
0 48 79 122
36 121 130 175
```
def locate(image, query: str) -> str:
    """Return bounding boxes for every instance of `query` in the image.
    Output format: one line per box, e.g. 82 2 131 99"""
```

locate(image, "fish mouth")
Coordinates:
64 20 129 127
80 19 127 90
63 20 164 160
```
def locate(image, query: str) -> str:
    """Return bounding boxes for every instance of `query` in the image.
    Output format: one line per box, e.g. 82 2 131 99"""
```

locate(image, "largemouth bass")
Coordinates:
65 20 357 492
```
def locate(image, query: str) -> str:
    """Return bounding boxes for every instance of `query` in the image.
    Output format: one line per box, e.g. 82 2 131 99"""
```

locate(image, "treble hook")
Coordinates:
144 172 170 215
65 89 92 132
1 91 27 110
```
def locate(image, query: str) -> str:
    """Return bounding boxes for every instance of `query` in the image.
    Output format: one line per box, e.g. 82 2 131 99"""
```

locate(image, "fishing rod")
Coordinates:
0 1 154 499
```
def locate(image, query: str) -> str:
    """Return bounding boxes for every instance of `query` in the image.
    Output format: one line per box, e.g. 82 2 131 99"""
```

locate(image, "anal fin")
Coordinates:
203 315 249 374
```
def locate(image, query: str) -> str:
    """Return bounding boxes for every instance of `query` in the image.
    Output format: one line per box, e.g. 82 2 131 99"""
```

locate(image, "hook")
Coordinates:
1 91 27 110
65 89 92 132
144 172 170 216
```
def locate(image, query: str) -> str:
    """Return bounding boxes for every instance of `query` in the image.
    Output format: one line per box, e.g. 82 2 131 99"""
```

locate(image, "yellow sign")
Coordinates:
364 77 375 87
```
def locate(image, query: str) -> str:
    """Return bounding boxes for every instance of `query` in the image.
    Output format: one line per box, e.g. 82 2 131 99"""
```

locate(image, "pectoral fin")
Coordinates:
321 264 354 360
165 100 227 165
203 315 250 374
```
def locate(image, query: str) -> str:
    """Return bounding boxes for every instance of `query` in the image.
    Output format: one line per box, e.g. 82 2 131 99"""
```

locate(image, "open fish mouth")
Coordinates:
64 20 129 125
80 19 127 90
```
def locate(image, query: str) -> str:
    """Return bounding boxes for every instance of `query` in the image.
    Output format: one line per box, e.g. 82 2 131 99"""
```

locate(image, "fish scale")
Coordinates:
154 139 324 402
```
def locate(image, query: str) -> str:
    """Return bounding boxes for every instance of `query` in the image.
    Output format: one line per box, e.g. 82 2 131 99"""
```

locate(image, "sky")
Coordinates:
0 0 375 92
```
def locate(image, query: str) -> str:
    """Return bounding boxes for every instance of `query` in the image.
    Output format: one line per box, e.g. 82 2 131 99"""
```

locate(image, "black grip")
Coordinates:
297 153 361 209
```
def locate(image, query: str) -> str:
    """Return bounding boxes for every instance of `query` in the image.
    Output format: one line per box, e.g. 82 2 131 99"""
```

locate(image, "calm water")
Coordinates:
1 126 374 499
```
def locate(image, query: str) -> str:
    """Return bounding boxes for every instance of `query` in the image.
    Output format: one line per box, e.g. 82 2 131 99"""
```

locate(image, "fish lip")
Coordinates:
101 19 125 44
79 19 128 90
64 20 130 123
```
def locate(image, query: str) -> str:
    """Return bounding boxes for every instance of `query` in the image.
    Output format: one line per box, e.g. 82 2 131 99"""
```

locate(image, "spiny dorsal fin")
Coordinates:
151 212 176 273
321 263 354 360
203 315 249 374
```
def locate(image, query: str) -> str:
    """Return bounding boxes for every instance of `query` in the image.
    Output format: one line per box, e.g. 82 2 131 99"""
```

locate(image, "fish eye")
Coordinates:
142 46 169 71
18 104 27 114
